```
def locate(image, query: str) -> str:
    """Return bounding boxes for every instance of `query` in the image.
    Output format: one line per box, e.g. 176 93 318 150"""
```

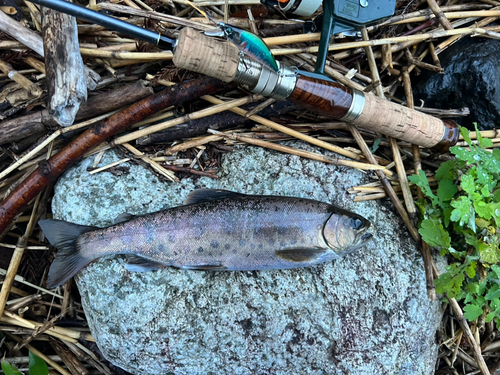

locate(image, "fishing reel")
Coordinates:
260 0 396 74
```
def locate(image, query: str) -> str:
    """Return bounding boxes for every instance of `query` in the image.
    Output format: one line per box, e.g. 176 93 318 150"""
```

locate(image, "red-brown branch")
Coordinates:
0 77 227 236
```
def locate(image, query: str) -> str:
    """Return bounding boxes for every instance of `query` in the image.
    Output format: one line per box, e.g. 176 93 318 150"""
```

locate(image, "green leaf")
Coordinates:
466 261 477 278
463 303 483 321
461 174 475 195
409 170 438 205
435 160 458 181
490 264 500 279
474 200 493 220
493 148 500 162
479 242 500 265
491 202 500 227
451 196 472 226
475 123 493 148
493 188 500 203
435 264 466 298
29 352 48 375
460 126 472 147
437 179 458 203
486 312 496 323
419 219 451 248
1 361 22 375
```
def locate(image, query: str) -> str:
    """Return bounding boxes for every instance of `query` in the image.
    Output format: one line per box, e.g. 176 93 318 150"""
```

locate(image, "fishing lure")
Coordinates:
186 0 279 71
206 22 279 72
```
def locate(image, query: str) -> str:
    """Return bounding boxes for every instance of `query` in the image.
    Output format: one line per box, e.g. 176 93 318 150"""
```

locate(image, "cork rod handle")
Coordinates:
173 28 240 83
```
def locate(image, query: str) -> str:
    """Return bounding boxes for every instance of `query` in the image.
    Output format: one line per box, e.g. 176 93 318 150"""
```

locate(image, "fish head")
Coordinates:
322 210 372 257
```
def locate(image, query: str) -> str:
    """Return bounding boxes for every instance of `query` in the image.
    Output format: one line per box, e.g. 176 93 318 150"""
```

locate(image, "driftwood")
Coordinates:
136 100 297 145
0 80 154 145
0 10 99 90
41 5 87 126
0 76 226 236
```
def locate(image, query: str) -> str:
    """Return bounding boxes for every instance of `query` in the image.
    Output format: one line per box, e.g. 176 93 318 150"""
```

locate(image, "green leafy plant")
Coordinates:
409 124 500 325
1 352 49 375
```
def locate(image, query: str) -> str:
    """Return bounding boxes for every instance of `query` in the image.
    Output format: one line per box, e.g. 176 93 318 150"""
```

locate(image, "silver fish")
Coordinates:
39 189 372 288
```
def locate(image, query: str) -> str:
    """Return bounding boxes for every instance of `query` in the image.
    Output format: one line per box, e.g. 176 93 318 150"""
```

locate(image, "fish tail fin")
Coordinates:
38 219 96 289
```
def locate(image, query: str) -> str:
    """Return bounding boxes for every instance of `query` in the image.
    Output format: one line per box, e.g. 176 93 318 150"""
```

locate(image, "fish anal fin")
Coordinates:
125 256 167 272
184 189 245 205
275 249 329 263
114 213 136 224
181 264 227 271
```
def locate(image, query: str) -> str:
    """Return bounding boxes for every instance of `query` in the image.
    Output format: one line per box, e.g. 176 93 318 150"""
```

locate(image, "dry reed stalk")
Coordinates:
121 143 179 182
347 27 419 242
0 268 62 299
174 0 260 5
297 53 366 91
88 158 131 175
95 2 213 31
24 56 46 74
271 27 493 57
112 95 260 145
0 58 42 96
209 130 392 175
167 135 223 155
0 109 122 182
391 10 500 24
374 3 492 28
434 8 500 54
201 95 362 160
6 333 71 375
51 341 90 375
0 6 16 14
465 129 500 140
0 192 41 318
402 66 436 301
79 48 173 60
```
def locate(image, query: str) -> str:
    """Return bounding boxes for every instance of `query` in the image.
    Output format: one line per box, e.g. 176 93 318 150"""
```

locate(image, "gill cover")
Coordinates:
322 211 371 256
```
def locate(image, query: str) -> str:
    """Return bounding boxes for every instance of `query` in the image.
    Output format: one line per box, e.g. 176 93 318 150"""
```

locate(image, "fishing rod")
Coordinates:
27 0 175 49
23 0 459 151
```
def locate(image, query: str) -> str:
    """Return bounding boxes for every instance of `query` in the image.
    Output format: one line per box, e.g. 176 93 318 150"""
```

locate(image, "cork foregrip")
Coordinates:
352 94 447 148
173 28 240 83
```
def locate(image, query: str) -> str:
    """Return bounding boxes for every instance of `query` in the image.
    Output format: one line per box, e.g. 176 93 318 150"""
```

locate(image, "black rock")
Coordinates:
414 37 500 131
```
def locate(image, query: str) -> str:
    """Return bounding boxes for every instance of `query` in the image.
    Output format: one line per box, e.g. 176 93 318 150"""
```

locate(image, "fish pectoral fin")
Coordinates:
114 213 136 224
125 256 166 272
183 189 245 205
275 249 329 263
180 264 227 271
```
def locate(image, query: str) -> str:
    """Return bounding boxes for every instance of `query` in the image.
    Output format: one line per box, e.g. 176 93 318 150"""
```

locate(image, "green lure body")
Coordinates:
214 22 279 72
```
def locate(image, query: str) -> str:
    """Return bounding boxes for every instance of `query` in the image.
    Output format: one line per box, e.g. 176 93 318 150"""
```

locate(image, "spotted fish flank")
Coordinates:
39 189 371 288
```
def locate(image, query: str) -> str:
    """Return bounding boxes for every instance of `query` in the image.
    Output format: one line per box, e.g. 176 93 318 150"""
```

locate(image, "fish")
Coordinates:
205 23 279 72
39 189 372 288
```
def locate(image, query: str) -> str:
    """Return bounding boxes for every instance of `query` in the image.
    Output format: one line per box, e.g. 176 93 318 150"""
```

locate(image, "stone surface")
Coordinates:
414 37 500 130
52 143 442 375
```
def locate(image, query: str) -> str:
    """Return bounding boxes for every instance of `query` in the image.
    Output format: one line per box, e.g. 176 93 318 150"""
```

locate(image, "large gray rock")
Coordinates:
52 143 442 375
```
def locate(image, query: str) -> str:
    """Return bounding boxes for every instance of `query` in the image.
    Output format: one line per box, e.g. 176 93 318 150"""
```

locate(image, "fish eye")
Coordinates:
350 217 365 230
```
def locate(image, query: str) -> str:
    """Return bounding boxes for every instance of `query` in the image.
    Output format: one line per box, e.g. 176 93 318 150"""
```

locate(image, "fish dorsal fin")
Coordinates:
275 249 329 263
183 189 245 205
124 256 167 272
114 213 136 224
181 264 227 271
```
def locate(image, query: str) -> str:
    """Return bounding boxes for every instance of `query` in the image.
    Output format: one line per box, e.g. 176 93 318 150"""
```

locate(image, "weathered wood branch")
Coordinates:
42 5 87 126
136 100 297 145
0 80 154 145
0 10 99 90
